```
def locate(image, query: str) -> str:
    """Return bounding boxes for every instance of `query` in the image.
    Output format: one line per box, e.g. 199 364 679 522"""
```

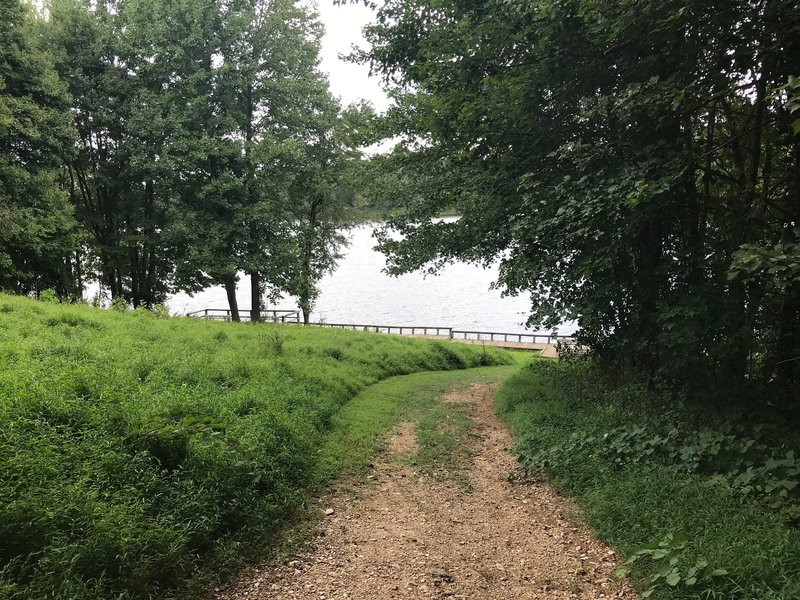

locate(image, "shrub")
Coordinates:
496 361 800 599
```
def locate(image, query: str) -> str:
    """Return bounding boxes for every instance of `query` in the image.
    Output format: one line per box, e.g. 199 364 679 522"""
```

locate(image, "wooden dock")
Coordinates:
185 308 573 356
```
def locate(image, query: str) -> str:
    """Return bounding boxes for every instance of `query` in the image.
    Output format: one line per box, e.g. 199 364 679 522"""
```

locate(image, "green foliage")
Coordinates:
39 288 60 303
615 532 729 598
362 0 800 402
43 0 178 306
149 303 170 319
12 0 368 315
0 0 77 296
0 294 510 599
496 360 800 599
110 296 128 312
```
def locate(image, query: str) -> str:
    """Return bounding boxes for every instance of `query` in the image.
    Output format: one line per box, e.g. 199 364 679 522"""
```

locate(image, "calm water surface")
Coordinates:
169 224 575 335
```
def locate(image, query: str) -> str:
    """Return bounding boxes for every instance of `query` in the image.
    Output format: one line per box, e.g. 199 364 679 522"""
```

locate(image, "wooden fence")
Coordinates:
450 330 573 345
312 323 454 337
185 309 575 347
312 323 573 345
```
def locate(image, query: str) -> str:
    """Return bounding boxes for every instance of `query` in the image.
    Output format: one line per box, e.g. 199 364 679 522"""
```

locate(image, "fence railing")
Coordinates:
450 330 574 345
185 308 575 346
312 323 453 337
185 308 300 323
311 323 574 345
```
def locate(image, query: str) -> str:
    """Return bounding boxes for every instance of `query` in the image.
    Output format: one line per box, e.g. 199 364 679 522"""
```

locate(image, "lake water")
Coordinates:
168 224 575 335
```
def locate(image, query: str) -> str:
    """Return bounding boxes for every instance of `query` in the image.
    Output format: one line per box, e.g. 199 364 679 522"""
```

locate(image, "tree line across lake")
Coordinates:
1 0 378 323
3 0 800 402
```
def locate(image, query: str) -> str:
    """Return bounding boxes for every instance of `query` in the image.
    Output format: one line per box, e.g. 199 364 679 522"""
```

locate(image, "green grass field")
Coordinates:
0 294 511 599
496 360 800 599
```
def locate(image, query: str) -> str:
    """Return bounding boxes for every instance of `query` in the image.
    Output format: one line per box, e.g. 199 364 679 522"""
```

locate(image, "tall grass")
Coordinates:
0 294 509 599
496 360 800 599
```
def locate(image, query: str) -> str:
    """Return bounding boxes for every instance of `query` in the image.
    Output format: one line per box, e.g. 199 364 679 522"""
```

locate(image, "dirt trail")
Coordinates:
218 383 634 600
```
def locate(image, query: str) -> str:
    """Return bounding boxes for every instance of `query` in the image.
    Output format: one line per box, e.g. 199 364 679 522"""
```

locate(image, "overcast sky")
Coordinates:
315 1 391 112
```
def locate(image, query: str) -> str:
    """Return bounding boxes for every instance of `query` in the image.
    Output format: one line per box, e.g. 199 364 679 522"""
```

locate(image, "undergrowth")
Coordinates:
0 294 509 599
496 359 800 599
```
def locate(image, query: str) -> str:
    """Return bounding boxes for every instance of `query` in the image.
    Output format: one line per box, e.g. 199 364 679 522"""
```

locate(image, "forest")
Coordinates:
363 0 800 404
1 0 375 323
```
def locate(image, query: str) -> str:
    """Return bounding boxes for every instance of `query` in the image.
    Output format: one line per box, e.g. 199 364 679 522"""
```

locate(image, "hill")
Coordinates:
0 295 509 599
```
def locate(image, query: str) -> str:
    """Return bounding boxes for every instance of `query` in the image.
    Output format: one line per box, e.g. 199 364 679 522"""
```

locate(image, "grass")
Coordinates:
496 359 800 599
322 365 518 482
0 294 511 599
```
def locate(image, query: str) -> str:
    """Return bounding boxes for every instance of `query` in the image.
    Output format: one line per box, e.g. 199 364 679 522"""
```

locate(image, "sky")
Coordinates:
314 1 391 112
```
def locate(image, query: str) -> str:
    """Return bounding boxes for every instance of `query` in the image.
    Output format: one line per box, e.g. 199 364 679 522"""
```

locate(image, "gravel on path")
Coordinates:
217 383 635 600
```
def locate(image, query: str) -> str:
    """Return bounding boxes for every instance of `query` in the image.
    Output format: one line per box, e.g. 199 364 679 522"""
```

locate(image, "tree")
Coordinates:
169 0 334 321
45 0 177 307
282 102 374 323
362 0 800 401
0 0 77 296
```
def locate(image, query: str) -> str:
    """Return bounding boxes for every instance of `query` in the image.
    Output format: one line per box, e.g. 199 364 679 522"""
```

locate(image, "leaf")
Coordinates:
671 531 689 547
793 118 800 135
711 569 729 577
666 573 681 586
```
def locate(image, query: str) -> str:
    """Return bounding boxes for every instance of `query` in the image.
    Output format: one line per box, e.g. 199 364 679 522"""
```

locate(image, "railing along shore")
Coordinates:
185 308 574 345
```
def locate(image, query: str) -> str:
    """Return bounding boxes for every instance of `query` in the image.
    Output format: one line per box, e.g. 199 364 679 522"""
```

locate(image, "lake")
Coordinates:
168 224 576 335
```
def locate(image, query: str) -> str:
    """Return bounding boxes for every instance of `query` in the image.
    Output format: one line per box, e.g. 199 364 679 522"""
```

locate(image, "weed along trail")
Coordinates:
218 381 633 600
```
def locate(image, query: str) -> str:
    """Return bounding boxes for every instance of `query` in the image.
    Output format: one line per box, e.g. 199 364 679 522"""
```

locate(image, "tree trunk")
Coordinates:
250 272 261 323
775 141 800 401
129 244 141 308
775 282 800 402
143 178 157 307
634 218 663 375
224 275 240 322
73 250 83 300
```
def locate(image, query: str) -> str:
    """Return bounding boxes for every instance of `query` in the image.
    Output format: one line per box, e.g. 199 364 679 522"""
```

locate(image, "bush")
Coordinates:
496 360 800 599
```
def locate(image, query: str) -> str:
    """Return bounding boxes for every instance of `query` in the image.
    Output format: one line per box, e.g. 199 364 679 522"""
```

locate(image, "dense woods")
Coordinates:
0 0 370 316
362 0 800 403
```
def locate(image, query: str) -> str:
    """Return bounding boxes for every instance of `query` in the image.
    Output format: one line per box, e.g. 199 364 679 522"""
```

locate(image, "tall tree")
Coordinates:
284 101 374 323
45 0 176 307
362 0 800 401
224 0 330 321
169 0 333 321
0 0 77 296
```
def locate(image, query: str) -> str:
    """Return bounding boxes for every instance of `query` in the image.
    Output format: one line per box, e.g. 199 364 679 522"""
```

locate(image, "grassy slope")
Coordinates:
496 361 800 599
0 294 510 599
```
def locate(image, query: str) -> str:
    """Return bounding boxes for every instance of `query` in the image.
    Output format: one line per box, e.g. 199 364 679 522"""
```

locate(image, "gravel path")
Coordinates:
217 383 634 600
